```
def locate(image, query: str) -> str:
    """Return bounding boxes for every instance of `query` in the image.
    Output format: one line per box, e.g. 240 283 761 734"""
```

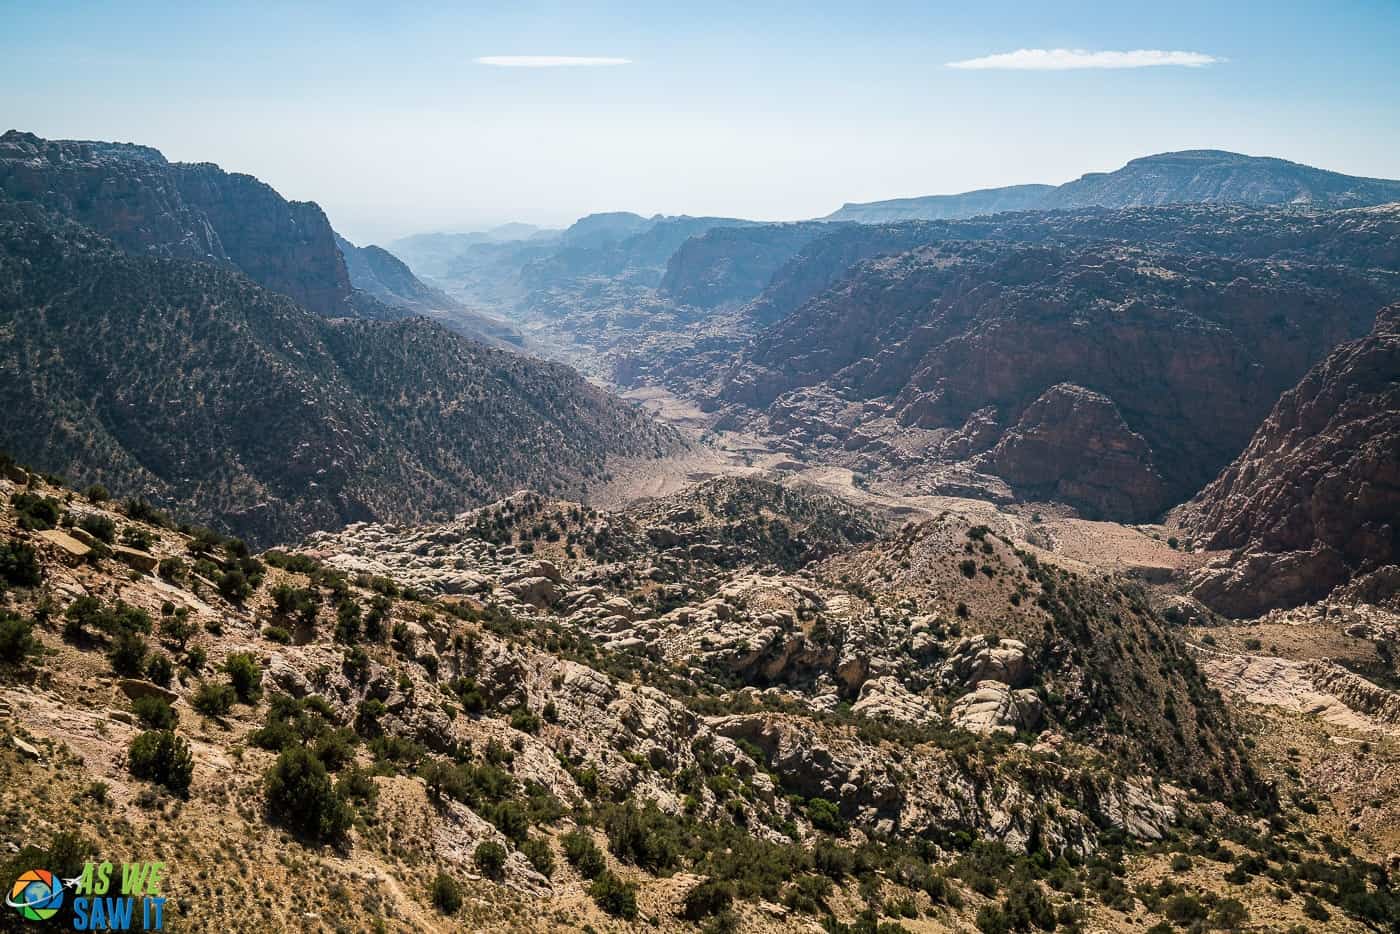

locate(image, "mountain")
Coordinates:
0 130 361 318
716 239 1394 520
817 150 1400 225
1179 305 1400 617
0 205 680 546
823 183 1054 223
335 234 523 347
665 201 1400 324
1042 149 1400 210
658 221 832 310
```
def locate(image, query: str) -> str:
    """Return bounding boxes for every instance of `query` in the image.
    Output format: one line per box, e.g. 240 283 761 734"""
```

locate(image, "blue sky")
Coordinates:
3 0 1398 242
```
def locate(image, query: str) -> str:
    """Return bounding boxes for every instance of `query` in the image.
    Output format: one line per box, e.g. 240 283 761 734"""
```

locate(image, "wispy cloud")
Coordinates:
474 56 631 68
946 49 1223 70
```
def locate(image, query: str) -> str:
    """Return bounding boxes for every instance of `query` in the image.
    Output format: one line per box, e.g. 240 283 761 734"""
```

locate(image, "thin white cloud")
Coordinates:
474 56 631 68
946 48 1223 70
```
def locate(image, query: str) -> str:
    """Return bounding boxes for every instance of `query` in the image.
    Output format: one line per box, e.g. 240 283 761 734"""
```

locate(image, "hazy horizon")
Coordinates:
5 0 1400 244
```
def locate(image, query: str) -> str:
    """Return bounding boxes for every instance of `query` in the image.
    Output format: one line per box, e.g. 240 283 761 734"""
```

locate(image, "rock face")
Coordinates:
979 383 1169 520
1181 306 1400 616
0 130 355 317
949 680 1044 736
718 241 1392 517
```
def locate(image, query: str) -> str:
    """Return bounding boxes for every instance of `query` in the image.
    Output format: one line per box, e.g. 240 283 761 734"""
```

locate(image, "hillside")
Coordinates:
715 241 1395 520
0 209 679 547
5 460 1397 931
1179 305 1400 616
0 130 366 318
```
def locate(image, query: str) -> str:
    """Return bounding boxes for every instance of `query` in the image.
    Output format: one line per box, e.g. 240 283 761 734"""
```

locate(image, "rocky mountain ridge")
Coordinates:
0 130 362 318
1180 305 1400 616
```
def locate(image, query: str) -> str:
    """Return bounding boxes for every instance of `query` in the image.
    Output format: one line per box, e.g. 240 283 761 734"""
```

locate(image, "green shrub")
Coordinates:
475 840 507 879
264 747 351 842
683 878 735 920
191 680 235 717
589 869 638 919
11 492 60 531
0 539 42 588
430 871 462 915
144 652 174 687
263 625 291 644
807 796 845 833
0 611 38 666
336 767 378 805
510 706 541 734
108 631 148 676
85 484 110 503
127 730 193 796
132 695 177 730
217 569 252 604
222 652 261 702
79 513 116 544
158 557 185 582
521 836 555 878
975 904 1010 934
563 829 606 880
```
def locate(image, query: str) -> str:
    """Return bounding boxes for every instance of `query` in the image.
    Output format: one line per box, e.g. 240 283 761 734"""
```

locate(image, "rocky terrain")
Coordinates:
713 240 1393 521
1 452 1397 932
0 203 680 547
1178 305 1400 617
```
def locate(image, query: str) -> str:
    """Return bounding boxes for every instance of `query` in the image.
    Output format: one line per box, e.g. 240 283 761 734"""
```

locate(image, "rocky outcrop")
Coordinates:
978 383 1169 520
1181 305 1400 616
0 130 355 316
949 680 1044 735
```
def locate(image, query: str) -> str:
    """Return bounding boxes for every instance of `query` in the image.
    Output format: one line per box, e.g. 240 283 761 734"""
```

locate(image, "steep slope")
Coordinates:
823 183 1054 223
0 209 679 546
0 129 357 317
717 242 1394 519
335 233 523 347
1180 306 1400 616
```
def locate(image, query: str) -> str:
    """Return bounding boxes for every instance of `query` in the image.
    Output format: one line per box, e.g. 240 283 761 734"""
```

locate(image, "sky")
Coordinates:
3 0 1399 244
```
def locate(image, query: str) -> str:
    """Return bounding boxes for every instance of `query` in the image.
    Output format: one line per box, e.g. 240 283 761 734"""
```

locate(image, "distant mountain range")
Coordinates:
824 149 1400 223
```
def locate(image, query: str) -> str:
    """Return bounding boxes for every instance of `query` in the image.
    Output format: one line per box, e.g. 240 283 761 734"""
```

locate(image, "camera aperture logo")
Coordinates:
7 861 167 930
